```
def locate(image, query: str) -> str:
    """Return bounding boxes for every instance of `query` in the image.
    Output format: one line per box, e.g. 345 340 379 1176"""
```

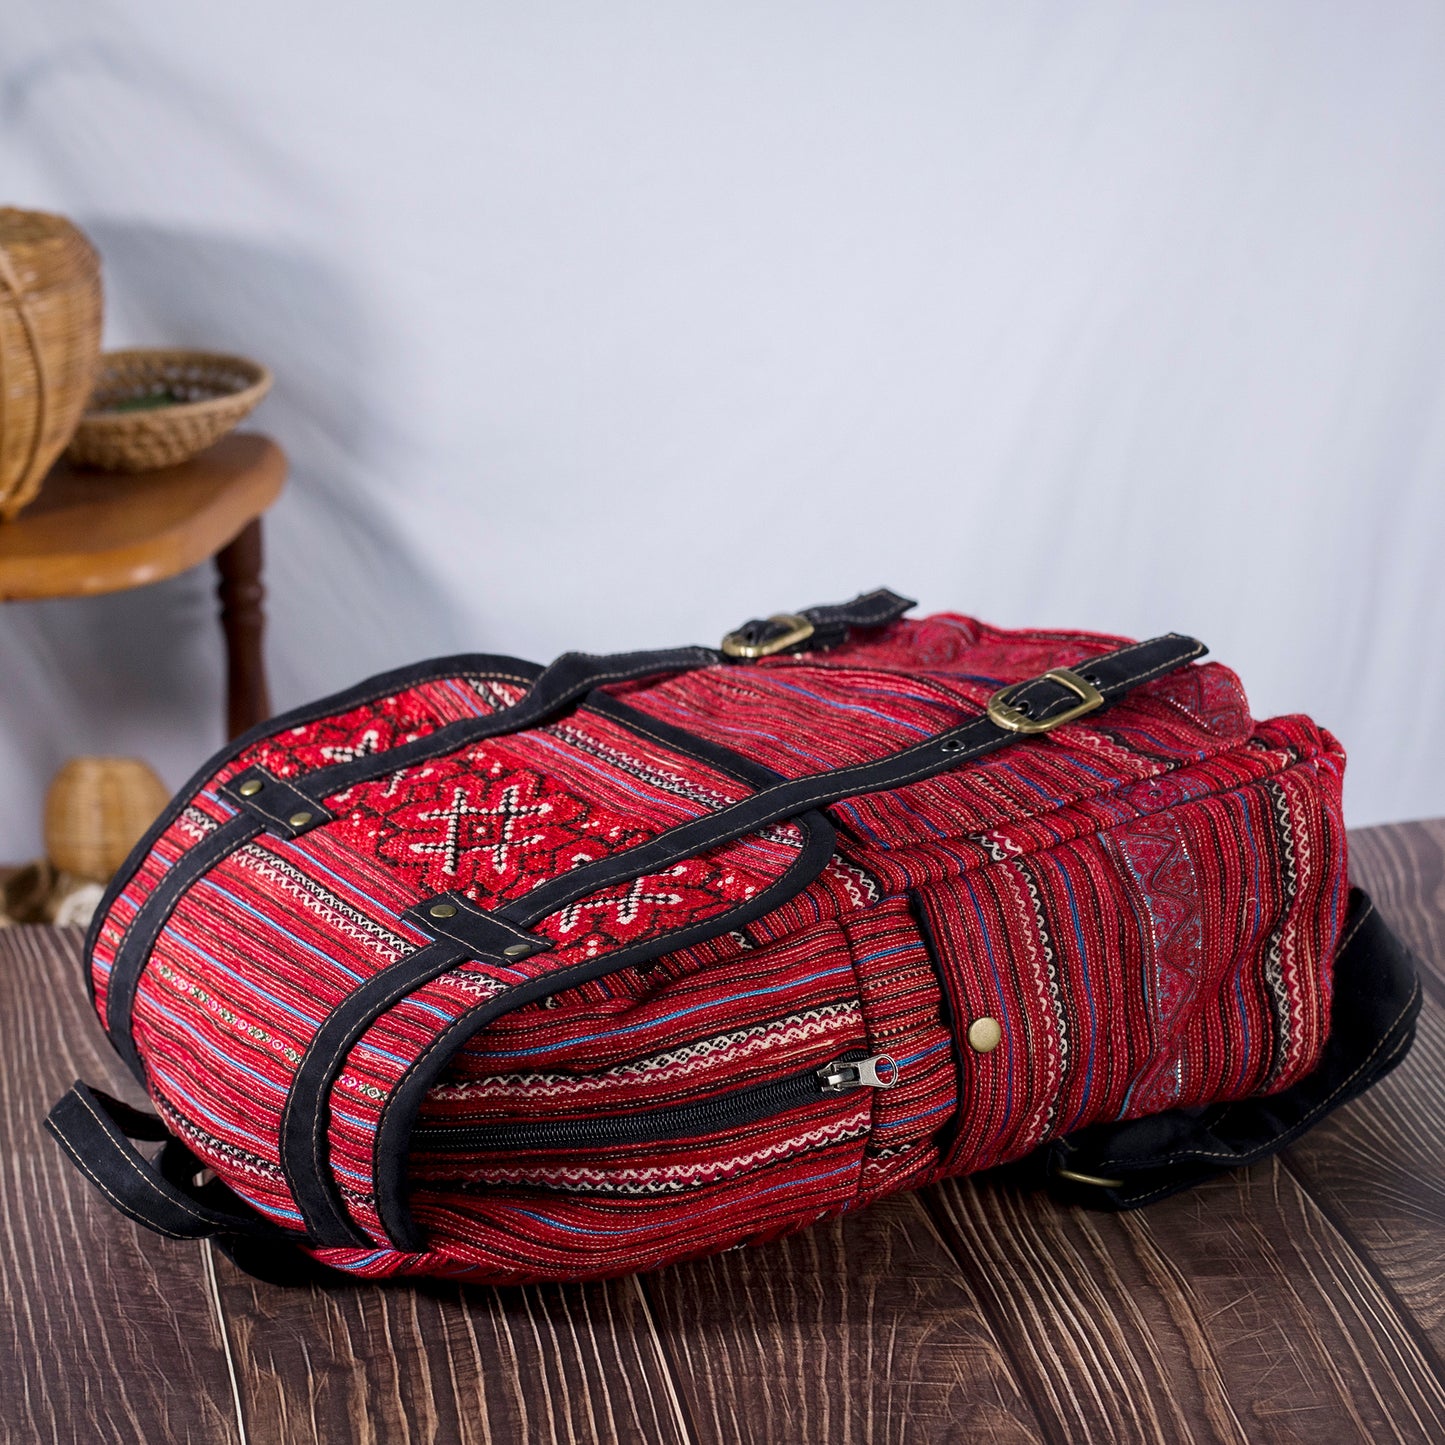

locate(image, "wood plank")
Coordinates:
1349 820 1445 991
211 1259 692 1445
1264 821 1445 1353
927 1162 1445 1444
0 926 242 1445
641 1192 1045 1444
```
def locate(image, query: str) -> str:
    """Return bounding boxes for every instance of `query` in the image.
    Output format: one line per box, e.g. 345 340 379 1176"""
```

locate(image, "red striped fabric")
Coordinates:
94 614 1348 1284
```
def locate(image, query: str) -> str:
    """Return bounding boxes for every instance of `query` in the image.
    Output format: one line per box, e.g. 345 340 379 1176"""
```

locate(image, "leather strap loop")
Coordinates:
45 1082 294 1243
724 587 915 658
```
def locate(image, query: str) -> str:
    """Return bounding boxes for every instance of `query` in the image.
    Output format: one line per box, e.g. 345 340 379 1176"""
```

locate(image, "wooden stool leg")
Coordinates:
215 518 271 739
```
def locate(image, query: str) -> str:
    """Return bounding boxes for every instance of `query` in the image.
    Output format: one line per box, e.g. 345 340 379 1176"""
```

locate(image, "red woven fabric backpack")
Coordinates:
49 591 1421 1285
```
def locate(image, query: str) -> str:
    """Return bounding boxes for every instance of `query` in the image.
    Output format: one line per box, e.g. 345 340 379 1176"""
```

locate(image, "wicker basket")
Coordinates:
0 209 104 521
66 348 272 472
44 757 170 883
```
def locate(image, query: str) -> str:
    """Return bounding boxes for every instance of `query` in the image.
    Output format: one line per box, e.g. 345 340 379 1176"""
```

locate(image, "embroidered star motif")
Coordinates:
557 875 683 932
319 728 383 764
408 783 551 876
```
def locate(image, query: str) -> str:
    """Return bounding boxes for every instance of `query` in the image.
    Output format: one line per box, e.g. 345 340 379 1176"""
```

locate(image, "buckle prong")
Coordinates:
986 667 1104 735
721 612 815 660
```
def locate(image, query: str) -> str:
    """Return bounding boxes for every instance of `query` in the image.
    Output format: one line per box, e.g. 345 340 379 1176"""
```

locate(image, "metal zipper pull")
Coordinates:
816 1054 900 1093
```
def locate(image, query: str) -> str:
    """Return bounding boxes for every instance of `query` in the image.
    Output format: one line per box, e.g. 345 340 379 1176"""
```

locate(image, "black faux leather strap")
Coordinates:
489 633 1206 933
724 587 915 657
299 645 721 800
45 1082 295 1243
1039 888 1422 1209
287 808 840 1245
105 813 263 1080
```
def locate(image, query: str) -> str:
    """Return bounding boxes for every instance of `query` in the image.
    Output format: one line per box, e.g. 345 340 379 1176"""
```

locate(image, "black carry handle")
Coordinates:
44 1083 344 1284
1037 887 1422 1209
45 1082 291 1242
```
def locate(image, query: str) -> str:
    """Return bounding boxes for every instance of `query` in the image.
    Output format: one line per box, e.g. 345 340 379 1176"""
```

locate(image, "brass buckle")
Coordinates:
721 612 815 660
986 666 1104 735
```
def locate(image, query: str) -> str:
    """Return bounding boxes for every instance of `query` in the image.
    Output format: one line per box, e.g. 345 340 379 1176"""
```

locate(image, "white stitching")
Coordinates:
509 640 1205 914
51 1092 210 1236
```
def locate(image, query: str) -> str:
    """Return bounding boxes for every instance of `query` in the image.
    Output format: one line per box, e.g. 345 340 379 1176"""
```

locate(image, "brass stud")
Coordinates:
429 902 458 919
288 811 314 829
967 1017 1003 1054
238 779 263 797
502 943 531 958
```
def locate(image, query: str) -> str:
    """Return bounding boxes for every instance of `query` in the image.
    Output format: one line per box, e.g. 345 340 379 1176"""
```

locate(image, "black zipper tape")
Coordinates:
412 1056 864 1154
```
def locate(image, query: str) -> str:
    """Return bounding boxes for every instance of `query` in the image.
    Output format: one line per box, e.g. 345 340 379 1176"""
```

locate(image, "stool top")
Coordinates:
0 434 285 601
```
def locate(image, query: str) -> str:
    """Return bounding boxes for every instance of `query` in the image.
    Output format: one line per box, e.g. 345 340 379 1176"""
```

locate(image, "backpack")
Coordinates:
48 590 1421 1285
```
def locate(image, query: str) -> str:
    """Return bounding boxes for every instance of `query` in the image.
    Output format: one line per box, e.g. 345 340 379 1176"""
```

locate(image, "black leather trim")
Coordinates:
104 813 263 1080
85 652 544 1006
367 807 840 1249
219 768 336 836
583 691 788 789
46 1082 299 1243
400 897 549 959
283 646 722 814
277 939 469 1244
490 634 1207 933
725 587 915 656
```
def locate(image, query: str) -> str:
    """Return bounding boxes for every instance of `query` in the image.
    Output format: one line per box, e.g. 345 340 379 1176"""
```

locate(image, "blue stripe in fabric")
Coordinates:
854 944 921 965
483 963 856 1058
510 1153 863 1238
832 800 886 847
148 1060 275 1141
765 678 938 737
528 732 723 818
271 848 419 936
225 1182 306 1226
877 1100 953 1129
338 1249 390 1267
162 931 324 1032
274 847 418 935
351 1039 412 1067
1057 866 1098 1128
896 1039 950 1068
997 765 1058 804
754 1157 860 1197
198 881 367 984
144 997 287 1096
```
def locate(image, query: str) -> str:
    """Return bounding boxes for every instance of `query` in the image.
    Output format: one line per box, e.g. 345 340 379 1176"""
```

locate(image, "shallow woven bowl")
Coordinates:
66 348 272 472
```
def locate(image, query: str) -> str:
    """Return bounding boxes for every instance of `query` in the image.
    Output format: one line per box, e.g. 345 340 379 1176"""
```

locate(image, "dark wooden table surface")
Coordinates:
2 820 1442 1445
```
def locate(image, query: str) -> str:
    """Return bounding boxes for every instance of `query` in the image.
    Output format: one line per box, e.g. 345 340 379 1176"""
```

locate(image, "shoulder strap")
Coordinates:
1036 887 1422 1208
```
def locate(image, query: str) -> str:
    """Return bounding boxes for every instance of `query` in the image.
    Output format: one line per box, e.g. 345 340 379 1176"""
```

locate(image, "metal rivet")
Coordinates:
429 902 458 919
288 811 313 829
967 1017 1003 1053
238 779 263 797
502 943 531 958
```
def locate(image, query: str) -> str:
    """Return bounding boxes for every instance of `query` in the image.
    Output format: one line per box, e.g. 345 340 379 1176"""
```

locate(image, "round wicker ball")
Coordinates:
0 208 104 521
44 757 170 883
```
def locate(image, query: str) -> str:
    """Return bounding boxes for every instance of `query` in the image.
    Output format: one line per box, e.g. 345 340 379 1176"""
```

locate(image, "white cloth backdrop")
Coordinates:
2 1 1443 860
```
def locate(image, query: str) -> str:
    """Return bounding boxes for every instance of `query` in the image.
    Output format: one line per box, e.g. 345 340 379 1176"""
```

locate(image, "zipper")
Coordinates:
413 1051 900 1153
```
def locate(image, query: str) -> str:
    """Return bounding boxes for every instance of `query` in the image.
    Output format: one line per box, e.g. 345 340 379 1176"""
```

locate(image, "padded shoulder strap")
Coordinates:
1037 888 1422 1208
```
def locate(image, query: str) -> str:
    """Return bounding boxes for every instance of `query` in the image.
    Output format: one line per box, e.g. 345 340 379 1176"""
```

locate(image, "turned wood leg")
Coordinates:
215 518 271 739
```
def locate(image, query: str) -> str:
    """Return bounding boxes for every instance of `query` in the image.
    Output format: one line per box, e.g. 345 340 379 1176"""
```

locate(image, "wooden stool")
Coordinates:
0 434 286 738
